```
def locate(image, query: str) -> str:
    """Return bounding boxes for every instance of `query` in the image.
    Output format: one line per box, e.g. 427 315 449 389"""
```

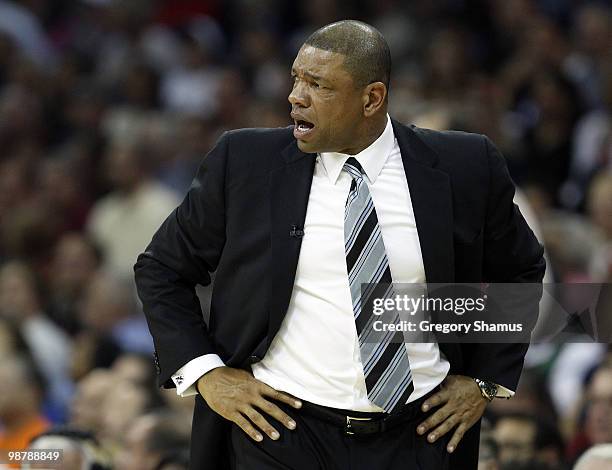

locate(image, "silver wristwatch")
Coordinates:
474 378 498 401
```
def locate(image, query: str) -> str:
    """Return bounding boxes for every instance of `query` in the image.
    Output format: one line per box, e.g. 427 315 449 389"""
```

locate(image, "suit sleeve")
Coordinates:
463 136 546 390
134 132 229 389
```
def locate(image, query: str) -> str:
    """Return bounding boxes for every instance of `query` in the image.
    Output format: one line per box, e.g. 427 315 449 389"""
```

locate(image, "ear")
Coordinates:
362 82 387 117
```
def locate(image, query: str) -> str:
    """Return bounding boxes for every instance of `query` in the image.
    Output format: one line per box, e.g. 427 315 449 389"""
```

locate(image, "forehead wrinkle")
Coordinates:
293 47 351 84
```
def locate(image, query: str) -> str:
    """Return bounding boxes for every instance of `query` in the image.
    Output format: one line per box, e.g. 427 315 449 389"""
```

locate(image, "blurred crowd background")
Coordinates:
0 0 610 469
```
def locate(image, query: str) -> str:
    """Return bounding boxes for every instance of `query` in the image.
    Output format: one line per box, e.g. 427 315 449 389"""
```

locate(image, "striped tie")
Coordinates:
343 157 414 413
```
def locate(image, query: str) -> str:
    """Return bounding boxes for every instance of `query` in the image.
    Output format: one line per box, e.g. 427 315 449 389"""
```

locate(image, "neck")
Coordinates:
341 113 387 155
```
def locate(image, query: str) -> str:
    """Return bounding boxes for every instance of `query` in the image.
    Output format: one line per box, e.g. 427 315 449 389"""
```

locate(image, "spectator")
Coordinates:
568 364 612 463
0 355 49 451
69 369 114 437
493 413 539 465
114 411 190 470
78 271 152 354
0 261 73 415
479 435 500 470
46 233 102 335
28 427 111 470
87 140 179 279
587 173 612 281
584 365 612 446
112 352 158 389
492 412 565 468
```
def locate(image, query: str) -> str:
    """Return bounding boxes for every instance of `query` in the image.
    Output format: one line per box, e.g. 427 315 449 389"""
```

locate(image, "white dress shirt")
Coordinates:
172 116 512 406
173 116 449 410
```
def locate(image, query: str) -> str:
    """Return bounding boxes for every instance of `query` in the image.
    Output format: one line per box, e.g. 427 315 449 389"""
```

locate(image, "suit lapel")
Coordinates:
267 140 316 347
392 119 455 283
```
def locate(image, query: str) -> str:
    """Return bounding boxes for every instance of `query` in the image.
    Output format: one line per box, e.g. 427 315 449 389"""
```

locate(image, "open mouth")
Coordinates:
293 119 316 139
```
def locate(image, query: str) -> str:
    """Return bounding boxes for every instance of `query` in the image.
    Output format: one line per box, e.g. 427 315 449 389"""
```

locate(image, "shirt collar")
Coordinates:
319 114 394 185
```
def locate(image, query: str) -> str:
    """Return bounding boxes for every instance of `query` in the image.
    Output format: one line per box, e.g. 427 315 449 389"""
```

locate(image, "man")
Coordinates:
28 428 111 470
493 413 538 465
114 411 190 470
567 363 612 462
0 355 49 452
135 20 545 469
492 412 565 468
584 365 612 448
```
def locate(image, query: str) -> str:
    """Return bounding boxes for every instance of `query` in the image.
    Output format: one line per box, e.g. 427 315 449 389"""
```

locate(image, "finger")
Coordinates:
233 413 264 442
421 389 449 412
426 414 459 443
254 397 297 430
417 406 451 435
244 407 281 440
259 383 302 409
447 422 469 453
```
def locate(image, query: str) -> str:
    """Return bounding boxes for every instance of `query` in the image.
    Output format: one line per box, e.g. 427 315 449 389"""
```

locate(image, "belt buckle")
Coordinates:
344 415 373 435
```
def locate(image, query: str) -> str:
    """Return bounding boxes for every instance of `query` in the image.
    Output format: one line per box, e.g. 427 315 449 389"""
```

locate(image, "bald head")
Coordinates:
304 20 391 89
574 444 612 470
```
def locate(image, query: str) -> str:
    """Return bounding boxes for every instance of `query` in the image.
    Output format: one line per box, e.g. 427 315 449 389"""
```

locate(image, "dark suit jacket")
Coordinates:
134 119 545 469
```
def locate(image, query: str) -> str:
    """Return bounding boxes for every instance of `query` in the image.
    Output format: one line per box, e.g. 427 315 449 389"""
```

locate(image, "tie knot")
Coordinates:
343 157 364 180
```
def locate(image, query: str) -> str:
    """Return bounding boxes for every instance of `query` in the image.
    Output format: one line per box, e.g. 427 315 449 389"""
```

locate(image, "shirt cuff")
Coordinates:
172 354 225 397
496 384 515 398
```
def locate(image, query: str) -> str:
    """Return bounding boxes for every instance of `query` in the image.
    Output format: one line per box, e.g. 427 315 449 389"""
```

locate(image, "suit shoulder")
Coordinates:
219 126 294 177
409 125 487 157
403 125 499 192
407 125 494 171
224 126 294 149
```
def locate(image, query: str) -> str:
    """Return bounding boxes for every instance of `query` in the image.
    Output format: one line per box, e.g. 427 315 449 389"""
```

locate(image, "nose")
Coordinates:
288 80 309 108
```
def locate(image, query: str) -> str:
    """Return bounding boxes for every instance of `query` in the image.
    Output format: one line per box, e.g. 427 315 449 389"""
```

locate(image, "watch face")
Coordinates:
484 382 497 398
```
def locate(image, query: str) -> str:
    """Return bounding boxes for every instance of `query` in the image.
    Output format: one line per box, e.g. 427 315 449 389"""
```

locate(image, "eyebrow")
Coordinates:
291 68 326 83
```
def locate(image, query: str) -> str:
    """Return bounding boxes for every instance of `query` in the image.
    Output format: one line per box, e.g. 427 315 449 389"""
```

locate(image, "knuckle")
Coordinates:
248 381 261 394
244 408 258 420
237 417 250 428
256 400 272 412
238 420 252 433
253 414 270 429
250 412 265 425
268 406 285 420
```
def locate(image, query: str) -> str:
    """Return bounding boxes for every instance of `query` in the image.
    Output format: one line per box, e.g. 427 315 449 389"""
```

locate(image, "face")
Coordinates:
288 45 371 154
52 234 98 295
0 262 40 320
70 370 114 432
493 417 536 464
0 361 28 417
586 369 612 443
100 382 149 440
115 414 159 470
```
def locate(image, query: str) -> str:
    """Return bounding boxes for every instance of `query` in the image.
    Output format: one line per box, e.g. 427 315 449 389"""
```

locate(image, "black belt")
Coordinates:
297 385 440 436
